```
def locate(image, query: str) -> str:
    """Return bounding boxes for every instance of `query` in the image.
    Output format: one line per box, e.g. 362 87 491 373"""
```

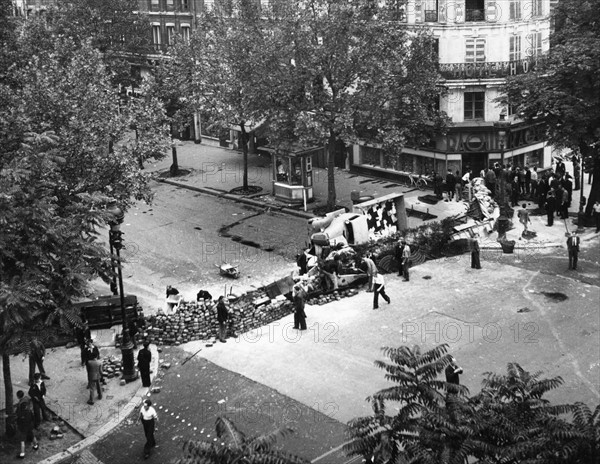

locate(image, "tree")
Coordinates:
176 416 309 464
504 0 600 218
191 2 277 192
0 16 163 432
265 0 447 210
345 344 475 464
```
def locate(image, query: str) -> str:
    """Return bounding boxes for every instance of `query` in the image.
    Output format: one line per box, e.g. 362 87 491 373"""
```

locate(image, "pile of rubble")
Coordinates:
143 289 295 346
101 356 123 379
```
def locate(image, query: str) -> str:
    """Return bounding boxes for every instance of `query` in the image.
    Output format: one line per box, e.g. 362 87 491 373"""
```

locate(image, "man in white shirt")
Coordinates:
372 273 390 309
139 399 158 458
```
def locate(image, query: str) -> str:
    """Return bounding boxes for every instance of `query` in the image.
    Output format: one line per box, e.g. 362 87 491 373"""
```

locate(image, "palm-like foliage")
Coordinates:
176 416 310 464
345 344 475 464
472 363 573 464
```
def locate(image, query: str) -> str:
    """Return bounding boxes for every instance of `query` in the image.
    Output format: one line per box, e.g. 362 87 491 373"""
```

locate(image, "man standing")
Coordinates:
530 166 538 198
137 341 152 388
567 232 580 271
292 283 308 330
445 169 455 201
445 356 464 385
139 399 158 459
470 237 481 270
485 166 496 198
83 338 100 366
372 273 390 310
545 189 556 226
29 339 49 386
86 352 103 405
15 390 38 459
593 200 600 233
401 242 412 281
322 255 342 291
517 203 532 235
395 239 406 277
28 373 50 428
216 296 229 343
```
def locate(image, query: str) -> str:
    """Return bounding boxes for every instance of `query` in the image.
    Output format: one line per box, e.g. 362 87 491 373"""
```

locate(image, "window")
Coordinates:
166 25 175 44
525 32 542 57
181 0 189 10
465 0 485 22
510 0 521 20
151 0 160 12
166 0 175 11
152 25 161 48
509 35 522 62
465 38 486 63
181 25 190 42
532 0 543 17
424 0 438 22
464 92 485 120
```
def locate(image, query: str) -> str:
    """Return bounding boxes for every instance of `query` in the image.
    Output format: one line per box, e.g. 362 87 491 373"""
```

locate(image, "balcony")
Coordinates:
465 9 485 22
439 58 540 80
424 10 438 22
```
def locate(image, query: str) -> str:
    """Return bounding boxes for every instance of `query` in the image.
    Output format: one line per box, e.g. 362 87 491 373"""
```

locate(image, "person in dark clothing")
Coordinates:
537 176 548 211
567 233 580 271
216 296 229 343
166 285 179 298
445 170 456 201
433 171 443 199
573 156 581 190
137 341 152 387
292 283 308 330
29 339 49 386
86 352 103 405
470 237 481 270
322 255 342 291
16 390 38 459
83 338 100 366
525 166 532 195
28 373 50 428
139 399 158 459
485 167 496 198
545 190 556 226
445 357 464 385
395 239 406 277
562 174 573 207
510 176 520 206
196 290 213 303
555 159 566 178
75 316 92 366
128 319 139 349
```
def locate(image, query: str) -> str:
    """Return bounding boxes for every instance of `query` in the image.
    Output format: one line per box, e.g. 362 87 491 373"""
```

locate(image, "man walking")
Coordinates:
137 341 152 388
86 352 103 405
139 399 158 459
372 273 390 310
517 203 532 235
445 169 455 201
216 296 229 343
361 255 378 292
567 232 580 271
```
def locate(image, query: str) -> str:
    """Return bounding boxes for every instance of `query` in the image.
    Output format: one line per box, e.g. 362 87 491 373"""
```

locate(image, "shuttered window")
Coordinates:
509 35 522 62
466 39 486 63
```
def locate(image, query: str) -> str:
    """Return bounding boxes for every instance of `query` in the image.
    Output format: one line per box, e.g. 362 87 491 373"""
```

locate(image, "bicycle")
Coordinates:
406 173 431 191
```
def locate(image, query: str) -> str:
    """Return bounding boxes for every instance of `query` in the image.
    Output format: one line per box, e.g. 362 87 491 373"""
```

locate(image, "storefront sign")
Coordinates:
439 58 538 80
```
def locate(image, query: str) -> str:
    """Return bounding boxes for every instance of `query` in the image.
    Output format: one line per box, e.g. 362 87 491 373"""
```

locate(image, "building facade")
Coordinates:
350 0 553 181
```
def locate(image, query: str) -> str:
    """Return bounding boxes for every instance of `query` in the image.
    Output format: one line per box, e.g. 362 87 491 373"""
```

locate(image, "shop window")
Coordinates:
291 158 302 186
275 156 289 183
464 92 485 120
360 146 382 167
465 38 485 63
509 35 522 62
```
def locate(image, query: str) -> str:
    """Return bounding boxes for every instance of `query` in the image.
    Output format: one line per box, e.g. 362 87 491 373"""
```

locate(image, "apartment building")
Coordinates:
350 0 553 180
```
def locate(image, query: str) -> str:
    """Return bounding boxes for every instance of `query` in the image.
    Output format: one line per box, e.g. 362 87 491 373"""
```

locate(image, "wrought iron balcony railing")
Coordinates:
465 9 485 21
424 10 438 22
439 58 540 80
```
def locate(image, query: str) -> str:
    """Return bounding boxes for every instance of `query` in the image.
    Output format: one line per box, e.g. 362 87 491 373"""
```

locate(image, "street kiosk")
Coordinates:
264 146 318 206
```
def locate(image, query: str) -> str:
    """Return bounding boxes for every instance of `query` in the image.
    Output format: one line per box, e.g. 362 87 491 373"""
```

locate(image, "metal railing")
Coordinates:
439 57 540 80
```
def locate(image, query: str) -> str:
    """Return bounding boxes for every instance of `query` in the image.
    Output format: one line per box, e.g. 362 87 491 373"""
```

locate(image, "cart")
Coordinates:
216 263 240 279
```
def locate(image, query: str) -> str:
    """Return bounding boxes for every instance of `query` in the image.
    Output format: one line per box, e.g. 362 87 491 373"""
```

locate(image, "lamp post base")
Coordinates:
121 341 138 382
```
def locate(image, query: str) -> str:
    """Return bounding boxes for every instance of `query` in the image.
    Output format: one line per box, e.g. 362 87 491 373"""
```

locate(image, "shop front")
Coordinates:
349 121 551 181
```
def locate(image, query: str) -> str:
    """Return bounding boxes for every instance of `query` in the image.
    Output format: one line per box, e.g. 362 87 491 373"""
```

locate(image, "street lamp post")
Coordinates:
107 205 138 382
494 112 512 238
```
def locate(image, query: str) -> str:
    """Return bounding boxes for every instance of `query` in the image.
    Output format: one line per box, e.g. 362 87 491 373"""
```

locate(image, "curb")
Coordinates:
157 178 316 220
41 345 161 464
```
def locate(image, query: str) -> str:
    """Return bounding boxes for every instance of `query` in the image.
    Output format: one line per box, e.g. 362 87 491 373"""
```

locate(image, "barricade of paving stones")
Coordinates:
306 288 359 306
142 290 295 345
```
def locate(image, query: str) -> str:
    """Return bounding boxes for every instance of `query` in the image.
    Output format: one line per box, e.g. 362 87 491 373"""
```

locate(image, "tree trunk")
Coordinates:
240 123 249 190
327 131 337 210
3 354 15 437
170 144 179 176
